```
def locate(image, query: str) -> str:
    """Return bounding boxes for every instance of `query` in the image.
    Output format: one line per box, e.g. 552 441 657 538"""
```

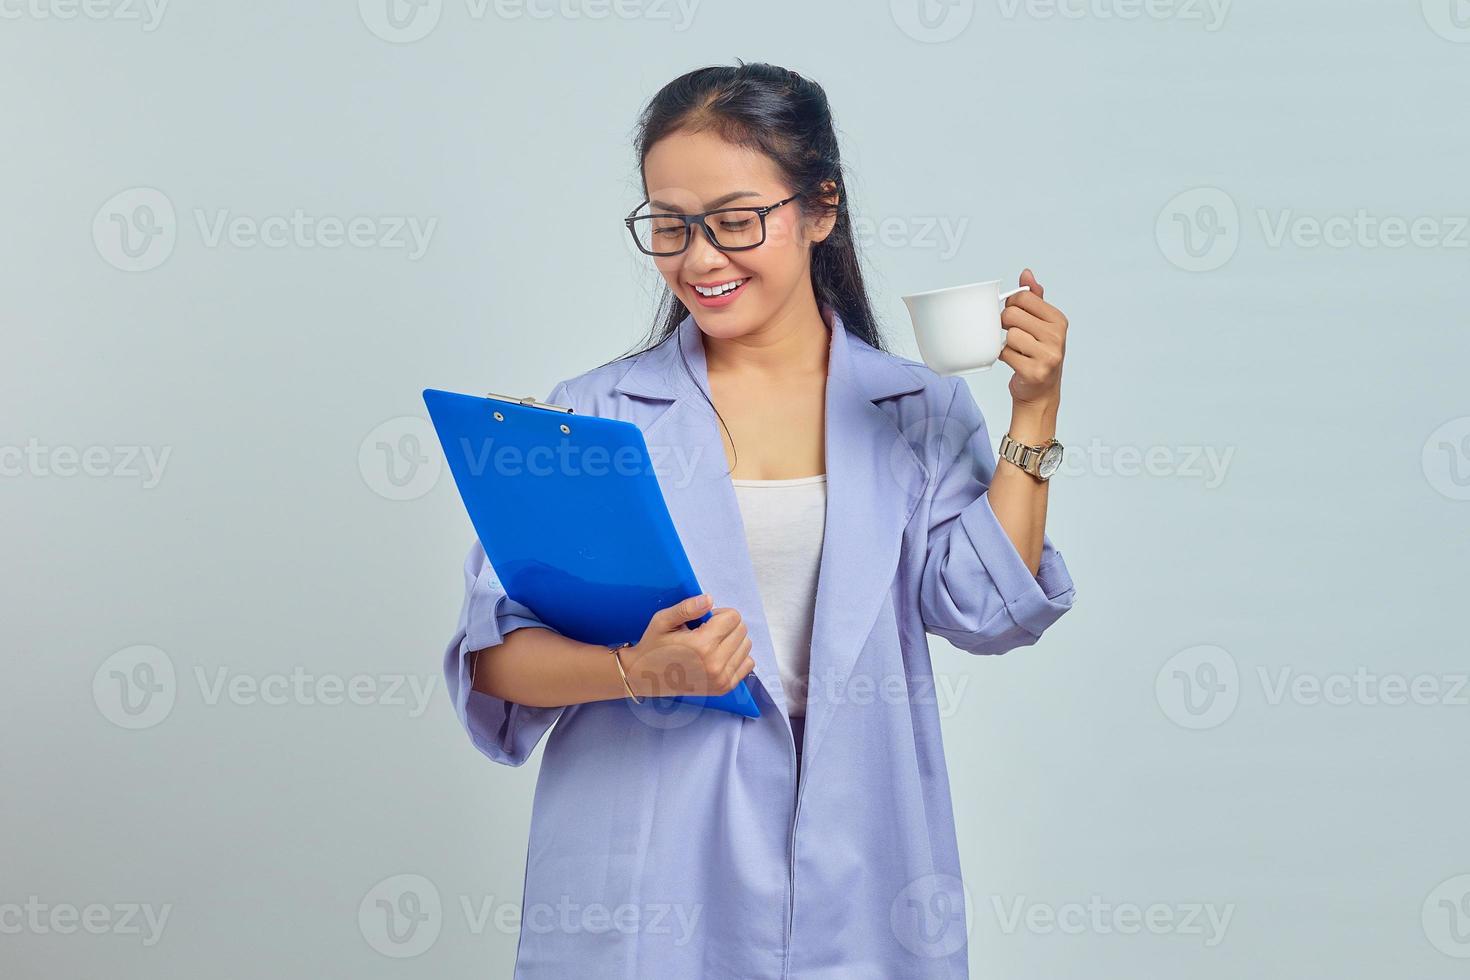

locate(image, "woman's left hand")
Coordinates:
999 267 1068 408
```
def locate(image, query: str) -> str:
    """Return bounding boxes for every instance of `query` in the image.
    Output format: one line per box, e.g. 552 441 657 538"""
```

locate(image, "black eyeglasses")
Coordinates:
624 194 801 256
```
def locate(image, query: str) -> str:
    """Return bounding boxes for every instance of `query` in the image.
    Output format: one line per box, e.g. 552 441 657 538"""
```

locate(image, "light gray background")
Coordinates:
4 1 1467 976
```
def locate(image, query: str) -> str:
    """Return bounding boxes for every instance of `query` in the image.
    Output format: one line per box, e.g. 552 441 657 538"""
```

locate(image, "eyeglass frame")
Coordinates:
623 193 802 256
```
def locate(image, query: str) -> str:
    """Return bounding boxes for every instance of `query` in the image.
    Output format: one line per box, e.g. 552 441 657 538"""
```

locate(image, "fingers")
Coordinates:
1000 304 1060 346
699 607 744 646
714 630 754 691
1001 324 1047 359
1003 287 1064 329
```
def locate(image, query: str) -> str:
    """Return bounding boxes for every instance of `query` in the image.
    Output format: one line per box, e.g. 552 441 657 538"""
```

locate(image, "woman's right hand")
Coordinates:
620 594 755 699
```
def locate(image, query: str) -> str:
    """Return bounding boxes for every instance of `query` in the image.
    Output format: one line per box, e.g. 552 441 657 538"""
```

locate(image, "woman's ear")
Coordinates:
805 179 841 245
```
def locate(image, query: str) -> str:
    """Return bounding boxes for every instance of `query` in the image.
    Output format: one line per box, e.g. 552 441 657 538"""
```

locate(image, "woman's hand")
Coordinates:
999 267 1068 410
621 594 755 699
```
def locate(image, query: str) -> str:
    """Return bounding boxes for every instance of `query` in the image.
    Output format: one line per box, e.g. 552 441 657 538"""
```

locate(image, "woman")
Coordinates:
443 61 1076 979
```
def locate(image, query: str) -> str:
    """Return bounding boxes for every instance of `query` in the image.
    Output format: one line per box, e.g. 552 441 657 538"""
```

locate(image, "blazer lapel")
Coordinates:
612 310 931 755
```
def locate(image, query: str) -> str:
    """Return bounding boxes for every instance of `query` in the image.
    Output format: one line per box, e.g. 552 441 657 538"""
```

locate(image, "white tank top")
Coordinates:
730 473 827 718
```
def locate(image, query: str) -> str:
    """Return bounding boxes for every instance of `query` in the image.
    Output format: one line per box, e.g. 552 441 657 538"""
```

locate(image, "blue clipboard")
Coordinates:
423 387 761 719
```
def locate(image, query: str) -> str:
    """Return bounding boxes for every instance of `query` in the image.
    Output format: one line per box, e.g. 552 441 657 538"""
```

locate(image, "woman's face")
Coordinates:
640 129 835 341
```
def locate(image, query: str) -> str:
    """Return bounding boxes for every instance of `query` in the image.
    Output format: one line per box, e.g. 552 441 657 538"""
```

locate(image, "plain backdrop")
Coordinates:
4 1 1467 977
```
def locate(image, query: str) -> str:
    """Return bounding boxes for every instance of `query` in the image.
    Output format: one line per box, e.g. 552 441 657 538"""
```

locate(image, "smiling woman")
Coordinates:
443 60 1077 980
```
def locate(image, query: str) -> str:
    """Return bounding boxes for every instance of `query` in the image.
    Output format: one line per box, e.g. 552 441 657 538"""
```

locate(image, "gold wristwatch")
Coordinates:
998 433 1064 482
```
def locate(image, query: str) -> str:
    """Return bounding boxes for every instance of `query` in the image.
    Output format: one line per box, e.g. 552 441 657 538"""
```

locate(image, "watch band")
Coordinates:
998 433 1061 481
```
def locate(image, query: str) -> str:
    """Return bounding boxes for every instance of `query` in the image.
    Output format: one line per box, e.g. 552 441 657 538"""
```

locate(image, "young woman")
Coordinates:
443 61 1076 979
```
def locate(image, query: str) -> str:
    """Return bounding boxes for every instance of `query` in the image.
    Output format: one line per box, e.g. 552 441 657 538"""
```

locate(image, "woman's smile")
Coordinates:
688 275 751 308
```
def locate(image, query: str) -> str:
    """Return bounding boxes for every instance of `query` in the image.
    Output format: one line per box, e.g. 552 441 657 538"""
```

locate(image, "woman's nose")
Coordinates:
682 227 728 270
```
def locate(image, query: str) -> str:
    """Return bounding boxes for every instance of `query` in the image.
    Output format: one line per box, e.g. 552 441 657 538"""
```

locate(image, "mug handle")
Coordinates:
1000 285 1032 304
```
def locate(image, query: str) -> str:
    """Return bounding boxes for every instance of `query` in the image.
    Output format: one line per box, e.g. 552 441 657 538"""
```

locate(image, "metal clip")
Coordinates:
484 390 574 414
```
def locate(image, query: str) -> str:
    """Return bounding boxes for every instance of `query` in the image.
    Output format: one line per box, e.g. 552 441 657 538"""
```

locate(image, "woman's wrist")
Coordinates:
1007 394 1060 445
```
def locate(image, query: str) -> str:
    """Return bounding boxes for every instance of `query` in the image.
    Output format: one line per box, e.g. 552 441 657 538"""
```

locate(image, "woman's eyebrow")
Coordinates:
649 190 762 212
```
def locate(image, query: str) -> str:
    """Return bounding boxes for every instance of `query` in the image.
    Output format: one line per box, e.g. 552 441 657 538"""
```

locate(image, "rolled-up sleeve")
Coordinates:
441 380 573 766
918 377 1077 655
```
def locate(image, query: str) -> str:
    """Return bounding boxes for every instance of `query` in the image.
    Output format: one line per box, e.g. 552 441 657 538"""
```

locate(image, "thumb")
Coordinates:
656 593 712 630
1020 267 1043 300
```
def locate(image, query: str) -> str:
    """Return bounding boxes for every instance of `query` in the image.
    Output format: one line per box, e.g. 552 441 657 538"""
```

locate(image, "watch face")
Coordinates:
1038 444 1063 479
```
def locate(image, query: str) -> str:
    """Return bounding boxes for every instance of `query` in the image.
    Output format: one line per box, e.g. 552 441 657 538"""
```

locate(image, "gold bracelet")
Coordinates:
608 642 642 703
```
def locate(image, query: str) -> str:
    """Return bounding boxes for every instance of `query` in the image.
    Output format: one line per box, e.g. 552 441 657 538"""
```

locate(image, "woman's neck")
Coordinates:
701 298 831 385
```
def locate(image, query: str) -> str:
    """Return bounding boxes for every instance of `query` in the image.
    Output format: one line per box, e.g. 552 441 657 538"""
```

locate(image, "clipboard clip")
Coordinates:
485 390 575 414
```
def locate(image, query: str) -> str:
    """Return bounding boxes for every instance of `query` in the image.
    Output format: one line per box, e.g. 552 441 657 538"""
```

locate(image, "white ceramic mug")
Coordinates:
901 280 1032 376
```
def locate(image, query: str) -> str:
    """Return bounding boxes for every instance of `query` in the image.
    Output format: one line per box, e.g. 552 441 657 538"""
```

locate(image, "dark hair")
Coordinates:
604 61 887 470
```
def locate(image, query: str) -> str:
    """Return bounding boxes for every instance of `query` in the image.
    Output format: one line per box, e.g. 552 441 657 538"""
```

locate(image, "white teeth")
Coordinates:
694 278 747 297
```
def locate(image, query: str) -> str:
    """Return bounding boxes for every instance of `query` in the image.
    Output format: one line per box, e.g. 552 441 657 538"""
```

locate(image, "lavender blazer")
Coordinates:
442 309 1077 978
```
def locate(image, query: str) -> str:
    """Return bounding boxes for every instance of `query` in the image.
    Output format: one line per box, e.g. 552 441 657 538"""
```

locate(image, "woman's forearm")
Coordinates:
986 397 1058 576
470 627 630 708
